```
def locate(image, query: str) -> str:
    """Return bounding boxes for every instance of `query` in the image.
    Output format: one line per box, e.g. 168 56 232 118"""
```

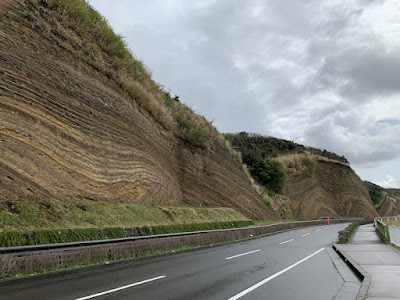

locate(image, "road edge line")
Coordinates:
228 247 325 300
226 249 261 260
75 275 166 300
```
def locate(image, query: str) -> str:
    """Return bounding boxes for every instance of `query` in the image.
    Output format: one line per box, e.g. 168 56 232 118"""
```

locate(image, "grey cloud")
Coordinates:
316 48 400 101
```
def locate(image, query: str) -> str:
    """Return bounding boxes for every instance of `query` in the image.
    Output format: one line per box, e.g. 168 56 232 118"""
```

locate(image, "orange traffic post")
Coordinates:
327 217 330 225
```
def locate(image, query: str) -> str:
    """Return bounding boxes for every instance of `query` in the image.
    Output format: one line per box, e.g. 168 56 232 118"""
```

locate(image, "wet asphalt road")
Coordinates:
1 223 350 300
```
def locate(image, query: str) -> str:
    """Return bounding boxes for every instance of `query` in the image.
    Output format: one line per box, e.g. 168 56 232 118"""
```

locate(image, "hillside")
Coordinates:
0 0 272 229
225 133 379 219
364 181 400 216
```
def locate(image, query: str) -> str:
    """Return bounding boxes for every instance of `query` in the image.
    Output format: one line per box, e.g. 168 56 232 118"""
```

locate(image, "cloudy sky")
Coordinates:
88 0 400 188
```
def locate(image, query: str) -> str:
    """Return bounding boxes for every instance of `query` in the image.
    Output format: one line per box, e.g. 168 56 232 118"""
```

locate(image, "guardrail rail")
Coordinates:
375 216 400 247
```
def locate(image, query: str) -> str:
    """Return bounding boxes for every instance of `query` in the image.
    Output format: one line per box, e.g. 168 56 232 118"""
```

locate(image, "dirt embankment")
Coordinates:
282 159 378 219
0 1 270 220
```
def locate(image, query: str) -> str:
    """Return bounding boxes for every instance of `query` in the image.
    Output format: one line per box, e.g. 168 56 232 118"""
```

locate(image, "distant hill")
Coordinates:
225 133 378 219
364 181 400 216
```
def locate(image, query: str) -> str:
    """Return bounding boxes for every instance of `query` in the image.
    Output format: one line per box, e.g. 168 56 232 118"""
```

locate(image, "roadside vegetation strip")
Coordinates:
336 220 373 244
0 220 253 248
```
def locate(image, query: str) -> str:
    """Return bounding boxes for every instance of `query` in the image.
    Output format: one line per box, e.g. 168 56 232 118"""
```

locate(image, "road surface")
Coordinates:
0 223 357 299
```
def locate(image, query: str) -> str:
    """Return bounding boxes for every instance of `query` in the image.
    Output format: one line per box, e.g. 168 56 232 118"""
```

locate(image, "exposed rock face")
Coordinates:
376 196 399 217
283 161 378 219
0 1 270 219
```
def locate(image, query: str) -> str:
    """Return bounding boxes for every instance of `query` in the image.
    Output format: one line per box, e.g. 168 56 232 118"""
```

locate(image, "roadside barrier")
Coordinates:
375 216 400 247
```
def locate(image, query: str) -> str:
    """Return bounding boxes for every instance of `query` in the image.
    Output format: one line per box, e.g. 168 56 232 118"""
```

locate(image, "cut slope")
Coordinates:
282 157 378 219
0 0 271 221
364 181 400 216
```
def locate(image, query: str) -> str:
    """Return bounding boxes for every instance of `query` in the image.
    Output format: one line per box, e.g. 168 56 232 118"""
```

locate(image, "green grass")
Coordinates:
303 157 320 176
176 114 191 128
0 199 249 231
0 199 255 246
184 129 209 148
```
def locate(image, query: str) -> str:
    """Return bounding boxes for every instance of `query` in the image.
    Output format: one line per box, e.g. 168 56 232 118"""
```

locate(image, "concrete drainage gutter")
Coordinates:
332 243 371 300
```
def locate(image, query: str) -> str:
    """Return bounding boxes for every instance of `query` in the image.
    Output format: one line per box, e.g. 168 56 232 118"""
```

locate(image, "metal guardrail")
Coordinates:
374 216 400 247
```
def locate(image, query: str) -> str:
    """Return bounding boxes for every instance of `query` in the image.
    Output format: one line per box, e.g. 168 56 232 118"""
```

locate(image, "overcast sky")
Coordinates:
88 0 400 188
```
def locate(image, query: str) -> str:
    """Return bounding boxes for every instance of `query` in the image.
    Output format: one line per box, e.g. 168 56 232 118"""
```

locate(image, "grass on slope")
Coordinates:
0 199 249 231
253 218 299 226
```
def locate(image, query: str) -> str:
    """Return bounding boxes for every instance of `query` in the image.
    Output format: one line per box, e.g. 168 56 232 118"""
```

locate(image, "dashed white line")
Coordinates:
315 229 321 232
228 248 326 300
301 233 310 237
279 239 294 245
226 249 261 260
323 227 329 230
75 275 166 300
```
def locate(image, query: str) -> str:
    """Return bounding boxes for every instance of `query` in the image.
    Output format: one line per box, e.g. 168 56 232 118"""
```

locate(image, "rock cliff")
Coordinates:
0 0 270 220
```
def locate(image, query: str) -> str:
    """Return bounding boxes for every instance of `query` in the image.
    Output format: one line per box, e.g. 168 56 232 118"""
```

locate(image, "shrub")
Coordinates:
151 220 253 235
28 228 105 245
184 129 209 147
176 114 191 128
0 232 24 247
303 157 319 175
248 159 287 194
337 220 372 244
104 227 125 239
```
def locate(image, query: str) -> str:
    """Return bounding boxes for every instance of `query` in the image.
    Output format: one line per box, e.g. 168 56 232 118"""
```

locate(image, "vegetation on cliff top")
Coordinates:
364 181 385 206
225 132 348 163
224 132 348 194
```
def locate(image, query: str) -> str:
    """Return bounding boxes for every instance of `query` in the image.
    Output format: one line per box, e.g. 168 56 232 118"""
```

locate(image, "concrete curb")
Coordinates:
332 243 371 300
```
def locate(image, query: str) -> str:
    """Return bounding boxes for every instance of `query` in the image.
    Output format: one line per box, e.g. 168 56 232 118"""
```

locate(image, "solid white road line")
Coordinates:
301 233 310 237
279 239 294 245
226 249 261 260
227 248 325 300
75 275 166 300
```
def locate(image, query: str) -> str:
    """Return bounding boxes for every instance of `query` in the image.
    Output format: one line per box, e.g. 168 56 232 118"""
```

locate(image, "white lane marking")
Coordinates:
301 233 310 237
227 248 325 300
226 249 261 260
75 275 166 300
315 229 321 232
279 239 294 245
323 227 329 230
